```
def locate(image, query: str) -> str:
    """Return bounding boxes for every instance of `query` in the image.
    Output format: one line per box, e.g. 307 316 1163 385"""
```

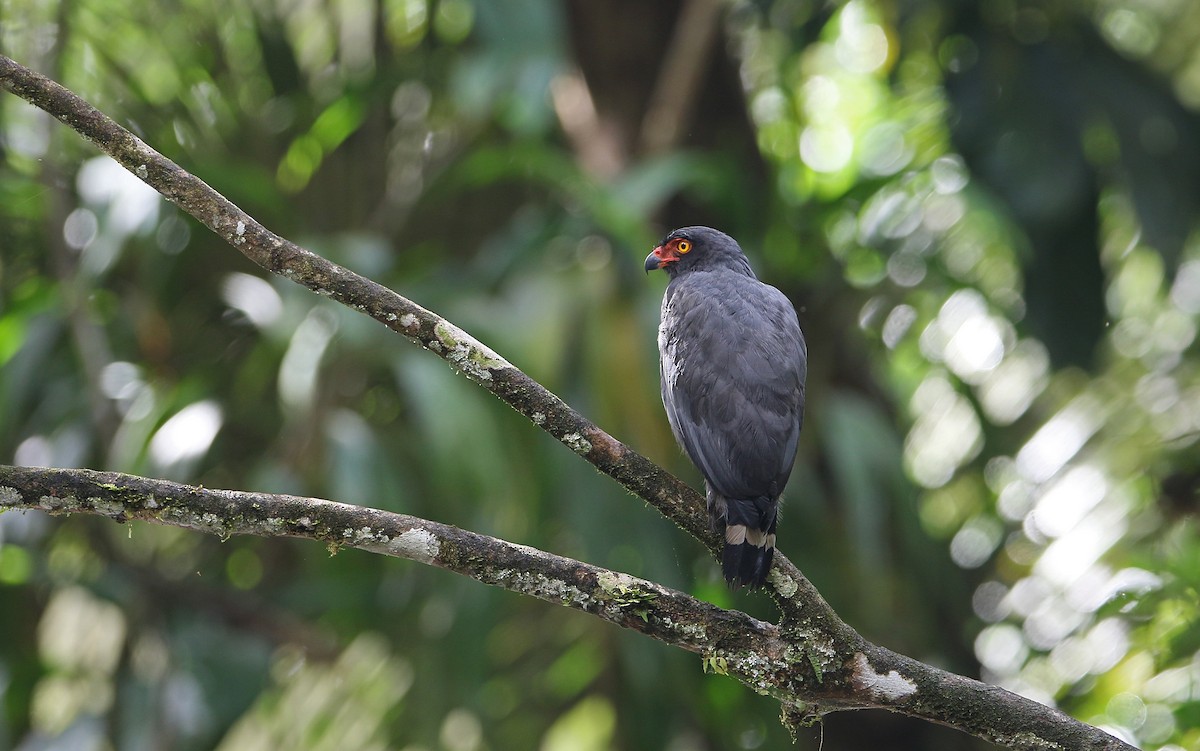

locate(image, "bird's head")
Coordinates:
644 226 755 278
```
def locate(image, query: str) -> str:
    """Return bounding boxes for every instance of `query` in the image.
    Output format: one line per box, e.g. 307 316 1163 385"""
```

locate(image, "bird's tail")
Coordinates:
710 494 778 589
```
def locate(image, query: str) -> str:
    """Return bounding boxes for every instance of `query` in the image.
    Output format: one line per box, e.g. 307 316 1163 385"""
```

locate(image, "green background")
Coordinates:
2 1 1200 749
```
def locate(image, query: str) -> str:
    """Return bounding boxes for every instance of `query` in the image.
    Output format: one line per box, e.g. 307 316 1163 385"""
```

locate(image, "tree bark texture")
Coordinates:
0 54 1134 751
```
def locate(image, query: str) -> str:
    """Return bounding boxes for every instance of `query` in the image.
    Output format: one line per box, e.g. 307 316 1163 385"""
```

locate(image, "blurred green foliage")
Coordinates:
2 0 1200 749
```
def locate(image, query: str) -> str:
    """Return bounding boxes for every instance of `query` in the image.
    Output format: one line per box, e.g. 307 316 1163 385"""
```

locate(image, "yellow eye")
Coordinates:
677 240 692 253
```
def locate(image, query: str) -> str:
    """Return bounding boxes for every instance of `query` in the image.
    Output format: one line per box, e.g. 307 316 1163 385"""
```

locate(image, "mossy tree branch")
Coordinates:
0 466 1131 750
0 55 1134 750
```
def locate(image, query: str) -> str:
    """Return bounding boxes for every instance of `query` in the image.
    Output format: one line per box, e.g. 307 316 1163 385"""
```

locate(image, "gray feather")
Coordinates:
650 227 807 588
659 271 806 500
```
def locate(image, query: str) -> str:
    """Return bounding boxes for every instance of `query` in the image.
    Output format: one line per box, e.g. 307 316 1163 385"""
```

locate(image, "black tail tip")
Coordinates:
722 541 775 589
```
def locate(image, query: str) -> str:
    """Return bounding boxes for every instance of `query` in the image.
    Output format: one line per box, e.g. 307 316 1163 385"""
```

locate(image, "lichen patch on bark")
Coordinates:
850 652 917 702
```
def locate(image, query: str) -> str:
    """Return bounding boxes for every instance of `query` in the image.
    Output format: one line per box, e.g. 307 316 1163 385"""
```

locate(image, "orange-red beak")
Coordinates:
644 245 678 273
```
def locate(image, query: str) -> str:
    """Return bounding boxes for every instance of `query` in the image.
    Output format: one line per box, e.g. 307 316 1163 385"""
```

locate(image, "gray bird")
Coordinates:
645 227 807 588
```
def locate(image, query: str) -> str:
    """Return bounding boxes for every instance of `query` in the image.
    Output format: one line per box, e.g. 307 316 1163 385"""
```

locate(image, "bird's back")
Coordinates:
659 269 807 503
646 225 807 588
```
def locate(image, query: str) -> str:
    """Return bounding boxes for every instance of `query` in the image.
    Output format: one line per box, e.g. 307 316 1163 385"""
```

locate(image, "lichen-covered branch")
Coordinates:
0 466 810 702
0 51 826 621
0 56 1137 750
0 466 1134 750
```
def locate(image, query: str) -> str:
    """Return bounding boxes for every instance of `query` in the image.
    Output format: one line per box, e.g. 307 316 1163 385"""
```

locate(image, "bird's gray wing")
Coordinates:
660 274 806 499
